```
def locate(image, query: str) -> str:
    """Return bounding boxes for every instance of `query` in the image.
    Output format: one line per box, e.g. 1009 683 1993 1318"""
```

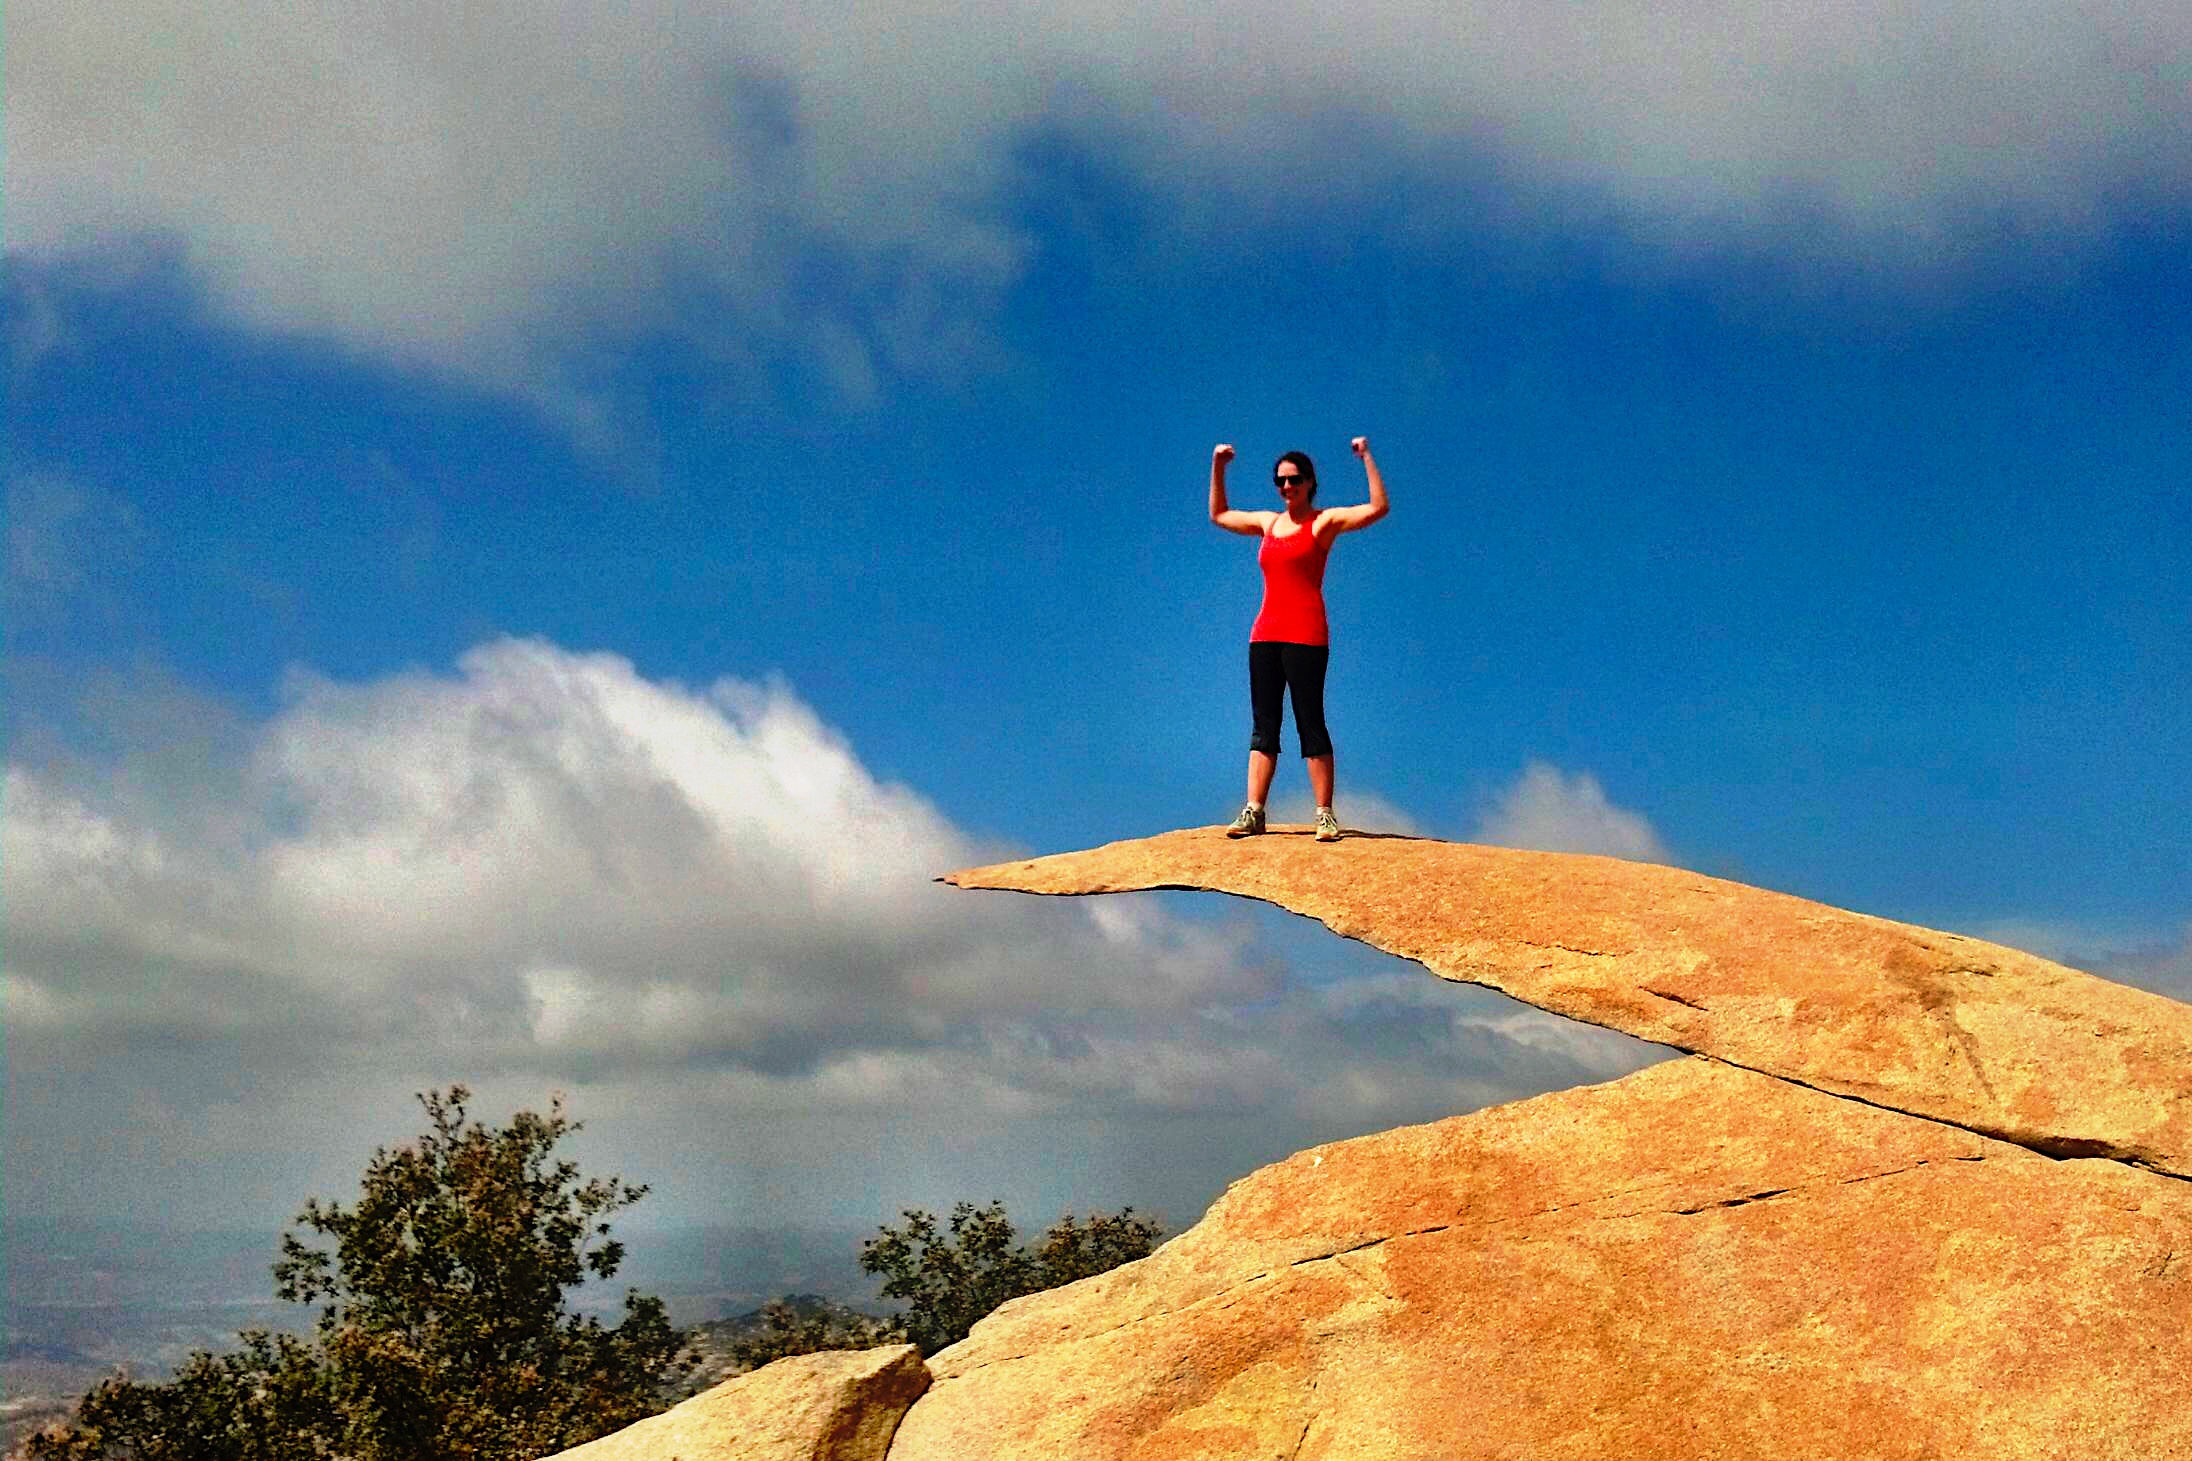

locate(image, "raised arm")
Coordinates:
1318 436 1390 535
1209 442 1273 536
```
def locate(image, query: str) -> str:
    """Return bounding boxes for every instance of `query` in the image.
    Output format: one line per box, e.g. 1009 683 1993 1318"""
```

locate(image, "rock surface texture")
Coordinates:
553 836 2192 1459
889 1058 2192 1461
945 828 2192 1179
905 832 2192 1460
547 1344 928 1461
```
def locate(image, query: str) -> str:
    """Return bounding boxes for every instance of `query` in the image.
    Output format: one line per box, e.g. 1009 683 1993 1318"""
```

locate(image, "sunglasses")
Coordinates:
1274 474 1309 487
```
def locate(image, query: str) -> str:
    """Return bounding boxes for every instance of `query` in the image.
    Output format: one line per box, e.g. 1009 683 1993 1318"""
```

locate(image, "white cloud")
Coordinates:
9 0 2188 412
1473 760 1673 863
8 0 1036 415
4 640 1666 1228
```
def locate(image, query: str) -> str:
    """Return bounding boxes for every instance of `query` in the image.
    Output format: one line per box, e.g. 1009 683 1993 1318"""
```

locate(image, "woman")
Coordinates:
1208 436 1388 841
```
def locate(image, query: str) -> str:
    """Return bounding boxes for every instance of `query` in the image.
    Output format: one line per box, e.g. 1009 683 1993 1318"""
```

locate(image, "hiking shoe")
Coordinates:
1225 803 1266 838
1314 807 1342 842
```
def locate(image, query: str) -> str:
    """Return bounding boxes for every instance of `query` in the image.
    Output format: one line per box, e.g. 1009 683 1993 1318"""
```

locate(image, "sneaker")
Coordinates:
1224 803 1266 838
1314 807 1341 842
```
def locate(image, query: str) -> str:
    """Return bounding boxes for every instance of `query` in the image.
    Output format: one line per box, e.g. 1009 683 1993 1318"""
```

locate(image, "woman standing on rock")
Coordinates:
1209 436 1388 842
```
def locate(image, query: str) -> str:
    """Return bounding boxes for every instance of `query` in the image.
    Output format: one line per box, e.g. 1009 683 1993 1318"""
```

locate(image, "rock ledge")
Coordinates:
945 828 2192 1177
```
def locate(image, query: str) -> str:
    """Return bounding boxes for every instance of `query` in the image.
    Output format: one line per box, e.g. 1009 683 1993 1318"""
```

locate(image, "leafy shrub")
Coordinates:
860 1201 1162 1356
30 1087 694 1461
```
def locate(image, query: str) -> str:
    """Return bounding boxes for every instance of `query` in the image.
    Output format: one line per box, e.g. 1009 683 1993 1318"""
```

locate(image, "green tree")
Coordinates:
859 1201 1162 1356
31 1087 694 1461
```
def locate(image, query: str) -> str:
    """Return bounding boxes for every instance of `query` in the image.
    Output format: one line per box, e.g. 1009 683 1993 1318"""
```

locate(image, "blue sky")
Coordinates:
7 1 2189 1244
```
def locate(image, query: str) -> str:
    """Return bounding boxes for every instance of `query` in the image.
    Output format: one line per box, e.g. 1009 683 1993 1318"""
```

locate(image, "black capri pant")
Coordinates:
1249 642 1333 759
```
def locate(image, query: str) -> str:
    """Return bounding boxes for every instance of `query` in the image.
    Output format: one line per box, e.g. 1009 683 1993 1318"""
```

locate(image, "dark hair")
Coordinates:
1275 450 1317 503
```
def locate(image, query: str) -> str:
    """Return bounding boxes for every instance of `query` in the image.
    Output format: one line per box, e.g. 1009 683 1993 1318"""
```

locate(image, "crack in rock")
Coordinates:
1522 939 1625 959
1290 1225 1454 1268
940 1154 2006 1381
1642 986 1711 1012
1674 1187 1791 1214
1689 1055 2131 1172
1285 1377 1322 1461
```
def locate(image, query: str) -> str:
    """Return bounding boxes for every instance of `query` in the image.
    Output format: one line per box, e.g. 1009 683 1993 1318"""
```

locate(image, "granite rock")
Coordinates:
545 1345 928 1461
944 829 2192 1178
886 1058 2192 1461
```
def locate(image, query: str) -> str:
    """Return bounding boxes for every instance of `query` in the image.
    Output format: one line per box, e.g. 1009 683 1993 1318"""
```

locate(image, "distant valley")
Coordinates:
2 1218 878 1455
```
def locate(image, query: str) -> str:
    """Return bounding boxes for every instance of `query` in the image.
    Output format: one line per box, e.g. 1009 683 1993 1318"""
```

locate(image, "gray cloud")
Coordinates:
1976 918 2192 1004
2099 932 2192 1004
10 0 2188 414
4 640 1662 1227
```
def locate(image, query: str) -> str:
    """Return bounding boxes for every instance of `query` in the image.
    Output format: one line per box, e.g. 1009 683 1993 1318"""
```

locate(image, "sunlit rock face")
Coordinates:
548 1344 928 1461
904 832 2192 1460
549 834 2192 1460
888 1056 2192 1461
945 828 2192 1179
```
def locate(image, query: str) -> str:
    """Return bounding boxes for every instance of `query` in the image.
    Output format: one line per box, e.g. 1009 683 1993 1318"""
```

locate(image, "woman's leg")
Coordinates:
1283 646 1332 768
1246 643 1286 804
1283 644 1336 821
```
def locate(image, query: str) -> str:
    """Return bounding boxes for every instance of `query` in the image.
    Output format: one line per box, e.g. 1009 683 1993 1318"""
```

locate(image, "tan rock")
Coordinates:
914 836 2192 1455
548 1345 927 1461
943 829 2192 1177
886 1058 2192 1461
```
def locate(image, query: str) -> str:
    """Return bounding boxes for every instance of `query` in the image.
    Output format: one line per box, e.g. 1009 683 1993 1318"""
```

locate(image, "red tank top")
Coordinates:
1250 515 1331 645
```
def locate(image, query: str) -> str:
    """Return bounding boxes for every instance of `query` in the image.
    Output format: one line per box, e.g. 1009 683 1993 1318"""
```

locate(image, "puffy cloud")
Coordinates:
10 0 2188 405
8 0 1034 409
8 641 1253 1060
4 640 1665 1227
1472 760 1673 863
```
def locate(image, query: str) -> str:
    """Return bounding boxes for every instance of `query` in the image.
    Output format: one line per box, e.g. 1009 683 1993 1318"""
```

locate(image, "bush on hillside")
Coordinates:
860 1201 1163 1357
29 1087 694 1461
722 1202 1164 1372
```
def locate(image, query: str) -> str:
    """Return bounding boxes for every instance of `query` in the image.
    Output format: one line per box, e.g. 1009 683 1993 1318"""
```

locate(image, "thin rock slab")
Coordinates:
885 1058 2192 1461
548 1345 927 1461
943 829 2192 1176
